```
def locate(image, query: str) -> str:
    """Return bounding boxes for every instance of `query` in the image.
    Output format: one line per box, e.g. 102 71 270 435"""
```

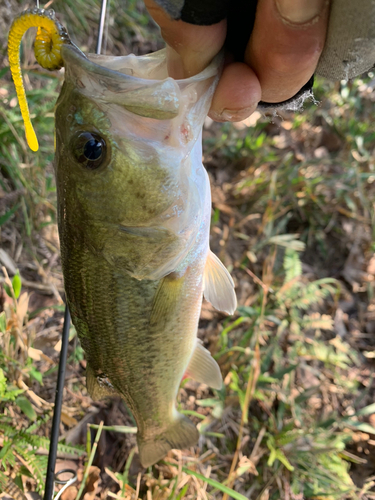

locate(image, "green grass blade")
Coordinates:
88 424 137 433
0 203 21 226
182 468 248 500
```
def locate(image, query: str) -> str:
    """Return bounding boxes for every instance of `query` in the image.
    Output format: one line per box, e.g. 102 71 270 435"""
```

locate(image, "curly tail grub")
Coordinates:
7 8 71 151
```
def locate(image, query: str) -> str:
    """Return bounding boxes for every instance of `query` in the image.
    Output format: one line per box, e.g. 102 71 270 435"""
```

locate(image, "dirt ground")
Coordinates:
1 2 375 499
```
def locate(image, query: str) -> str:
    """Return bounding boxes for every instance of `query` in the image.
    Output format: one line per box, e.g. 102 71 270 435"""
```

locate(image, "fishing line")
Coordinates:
96 0 108 54
42 0 109 497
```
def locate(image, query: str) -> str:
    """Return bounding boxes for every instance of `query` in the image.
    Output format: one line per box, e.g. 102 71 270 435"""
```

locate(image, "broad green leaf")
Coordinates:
29 367 43 384
0 312 6 333
3 284 12 298
15 396 37 420
19 466 34 479
0 369 6 397
12 273 22 299
345 421 375 435
355 402 375 417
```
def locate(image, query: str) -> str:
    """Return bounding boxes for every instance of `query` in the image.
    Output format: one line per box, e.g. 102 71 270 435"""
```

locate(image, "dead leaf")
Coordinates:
314 146 329 159
27 346 54 364
237 455 259 476
260 488 269 500
0 249 17 275
60 486 78 500
60 411 78 428
367 254 375 275
334 308 347 338
273 134 288 149
82 466 100 500
17 292 29 325
107 485 141 500
54 339 62 352
369 414 375 428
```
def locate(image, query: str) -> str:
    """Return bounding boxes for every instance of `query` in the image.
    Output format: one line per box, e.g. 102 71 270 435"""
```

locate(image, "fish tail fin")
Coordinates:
138 414 199 468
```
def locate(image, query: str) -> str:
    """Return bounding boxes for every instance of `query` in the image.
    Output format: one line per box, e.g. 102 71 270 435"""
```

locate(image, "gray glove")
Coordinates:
317 0 375 80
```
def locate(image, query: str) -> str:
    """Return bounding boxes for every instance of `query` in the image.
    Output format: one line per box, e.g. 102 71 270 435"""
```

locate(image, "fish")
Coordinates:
8 10 237 467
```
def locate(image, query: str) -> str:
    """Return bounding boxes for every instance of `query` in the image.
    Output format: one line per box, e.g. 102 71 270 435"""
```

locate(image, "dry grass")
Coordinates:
1 1 375 499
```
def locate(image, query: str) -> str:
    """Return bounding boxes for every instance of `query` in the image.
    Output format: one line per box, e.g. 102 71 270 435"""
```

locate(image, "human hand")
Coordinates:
144 0 330 122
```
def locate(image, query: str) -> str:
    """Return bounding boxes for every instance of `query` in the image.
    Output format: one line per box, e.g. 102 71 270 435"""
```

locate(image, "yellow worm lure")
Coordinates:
7 8 72 151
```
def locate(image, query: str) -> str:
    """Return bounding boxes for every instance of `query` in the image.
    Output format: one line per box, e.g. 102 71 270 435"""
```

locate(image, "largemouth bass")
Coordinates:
8 10 237 467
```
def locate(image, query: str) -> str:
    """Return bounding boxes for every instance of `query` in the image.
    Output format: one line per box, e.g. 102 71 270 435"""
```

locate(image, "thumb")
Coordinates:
144 0 226 78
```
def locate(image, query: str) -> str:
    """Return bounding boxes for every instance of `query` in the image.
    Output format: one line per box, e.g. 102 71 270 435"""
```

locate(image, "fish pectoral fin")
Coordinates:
203 250 237 315
138 413 199 468
184 340 222 390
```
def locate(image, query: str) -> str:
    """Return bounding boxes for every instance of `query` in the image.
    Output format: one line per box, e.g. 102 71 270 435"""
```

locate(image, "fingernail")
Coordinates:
276 0 326 24
210 106 257 123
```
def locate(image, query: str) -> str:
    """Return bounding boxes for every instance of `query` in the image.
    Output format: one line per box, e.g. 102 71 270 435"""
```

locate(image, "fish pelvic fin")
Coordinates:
138 414 199 468
185 340 223 390
203 250 237 315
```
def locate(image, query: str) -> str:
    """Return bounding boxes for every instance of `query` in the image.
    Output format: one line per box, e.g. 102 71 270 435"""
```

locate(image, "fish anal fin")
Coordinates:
203 250 237 315
138 414 199 468
86 364 117 401
184 341 223 390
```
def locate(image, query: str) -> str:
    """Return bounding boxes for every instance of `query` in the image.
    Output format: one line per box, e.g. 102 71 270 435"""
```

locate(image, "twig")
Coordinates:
75 420 104 500
88 423 137 434
222 344 261 500
135 473 142 499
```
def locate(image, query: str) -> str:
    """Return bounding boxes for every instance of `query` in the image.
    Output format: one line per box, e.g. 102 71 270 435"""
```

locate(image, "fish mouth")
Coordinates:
61 44 221 85
60 45 222 120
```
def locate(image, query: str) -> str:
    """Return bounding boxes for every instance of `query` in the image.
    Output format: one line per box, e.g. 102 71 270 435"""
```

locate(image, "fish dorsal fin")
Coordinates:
203 250 237 315
185 341 222 390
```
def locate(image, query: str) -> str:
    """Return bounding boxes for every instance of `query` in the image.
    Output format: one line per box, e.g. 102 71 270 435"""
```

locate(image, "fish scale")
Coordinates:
62 235 204 432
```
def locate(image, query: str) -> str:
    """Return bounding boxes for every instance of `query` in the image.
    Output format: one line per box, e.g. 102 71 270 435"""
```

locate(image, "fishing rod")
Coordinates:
42 0 109 497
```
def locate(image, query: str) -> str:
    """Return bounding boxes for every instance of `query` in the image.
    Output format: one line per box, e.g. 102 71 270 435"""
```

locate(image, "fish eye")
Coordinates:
72 131 107 170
